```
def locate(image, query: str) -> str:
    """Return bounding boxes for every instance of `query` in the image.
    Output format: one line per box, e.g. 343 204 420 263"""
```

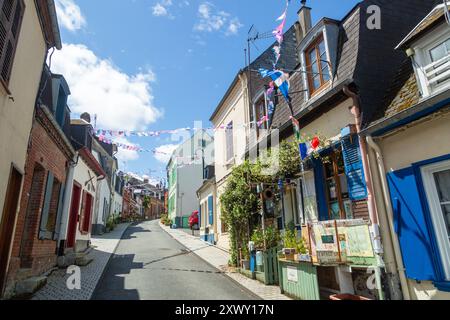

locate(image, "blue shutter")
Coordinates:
53 184 65 240
312 158 329 221
387 167 438 281
341 136 368 201
208 195 214 226
39 172 54 240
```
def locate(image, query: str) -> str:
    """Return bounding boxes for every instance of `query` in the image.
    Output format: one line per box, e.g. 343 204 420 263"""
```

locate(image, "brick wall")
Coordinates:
6 119 69 291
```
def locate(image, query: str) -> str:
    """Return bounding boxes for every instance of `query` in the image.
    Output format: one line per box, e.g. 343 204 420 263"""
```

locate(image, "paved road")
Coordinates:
92 220 258 300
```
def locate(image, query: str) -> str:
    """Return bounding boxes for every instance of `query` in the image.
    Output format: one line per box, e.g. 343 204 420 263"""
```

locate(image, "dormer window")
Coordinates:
305 35 331 94
399 6 450 98
297 18 339 101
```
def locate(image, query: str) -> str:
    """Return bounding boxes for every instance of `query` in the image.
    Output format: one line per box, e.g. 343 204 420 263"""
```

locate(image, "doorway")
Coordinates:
0 166 23 294
67 183 82 249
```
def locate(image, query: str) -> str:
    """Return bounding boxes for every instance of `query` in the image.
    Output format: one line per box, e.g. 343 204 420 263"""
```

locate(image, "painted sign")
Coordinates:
287 266 298 283
345 225 374 257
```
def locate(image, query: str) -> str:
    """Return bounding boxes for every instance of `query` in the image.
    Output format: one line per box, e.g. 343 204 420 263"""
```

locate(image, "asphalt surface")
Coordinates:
92 220 258 300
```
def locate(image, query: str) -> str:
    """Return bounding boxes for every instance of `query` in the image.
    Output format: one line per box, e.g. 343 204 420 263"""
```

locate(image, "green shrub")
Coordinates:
251 225 280 250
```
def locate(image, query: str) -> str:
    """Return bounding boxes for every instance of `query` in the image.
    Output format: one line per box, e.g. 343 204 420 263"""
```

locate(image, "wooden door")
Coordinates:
67 183 81 248
0 166 23 294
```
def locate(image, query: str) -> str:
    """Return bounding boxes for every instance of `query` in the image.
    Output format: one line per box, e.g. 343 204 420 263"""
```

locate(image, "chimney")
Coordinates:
297 3 312 41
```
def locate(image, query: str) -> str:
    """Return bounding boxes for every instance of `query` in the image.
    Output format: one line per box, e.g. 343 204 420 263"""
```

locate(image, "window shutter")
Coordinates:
53 184 65 241
0 0 24 85
387 167 439 281
208 195 214 226
312 158 329 221
39 172 54 240
198 205 201 227
341 135 368 201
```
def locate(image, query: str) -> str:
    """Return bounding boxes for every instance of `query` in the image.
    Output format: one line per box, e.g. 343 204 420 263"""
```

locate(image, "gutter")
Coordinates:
361 90 450 137
366 136 411 300
46 0 62 50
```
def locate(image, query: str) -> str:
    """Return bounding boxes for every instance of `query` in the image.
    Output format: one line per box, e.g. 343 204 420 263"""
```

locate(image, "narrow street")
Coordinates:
92 221 258 300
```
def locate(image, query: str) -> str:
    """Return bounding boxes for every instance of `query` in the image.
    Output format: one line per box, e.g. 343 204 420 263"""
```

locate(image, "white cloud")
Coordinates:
152 3 168 16
55 0 86 31
194 2 242 36
114 137 140 162
154 144 179 164
152 0 178 18
51 43 162 132
226 18 243 36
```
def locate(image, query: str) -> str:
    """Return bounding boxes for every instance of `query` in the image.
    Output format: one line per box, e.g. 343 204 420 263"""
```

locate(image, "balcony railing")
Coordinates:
424 54 450 94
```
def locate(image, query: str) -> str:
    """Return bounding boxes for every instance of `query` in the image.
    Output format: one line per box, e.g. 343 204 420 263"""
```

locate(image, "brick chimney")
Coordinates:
298 3 312 41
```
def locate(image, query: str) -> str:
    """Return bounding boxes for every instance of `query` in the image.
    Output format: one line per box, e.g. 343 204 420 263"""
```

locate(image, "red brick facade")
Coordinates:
5 108 73 295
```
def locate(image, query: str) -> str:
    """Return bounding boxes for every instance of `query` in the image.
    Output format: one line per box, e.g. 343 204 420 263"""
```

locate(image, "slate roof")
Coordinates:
268 0 438 134
368 58 421 128
209 24 299 123
397 3 448 49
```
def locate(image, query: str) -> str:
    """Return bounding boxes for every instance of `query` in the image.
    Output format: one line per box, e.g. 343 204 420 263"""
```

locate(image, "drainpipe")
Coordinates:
57 153 79 256
366 136 411 300
343 86 383 256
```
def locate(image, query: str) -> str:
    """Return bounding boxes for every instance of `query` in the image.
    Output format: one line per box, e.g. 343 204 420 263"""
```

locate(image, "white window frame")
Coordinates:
299 28 333 101
413 23 450 98
252 90 269 142
421 159 450 281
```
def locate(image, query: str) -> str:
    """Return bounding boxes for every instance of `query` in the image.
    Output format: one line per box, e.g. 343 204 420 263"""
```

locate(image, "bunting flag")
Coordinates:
290 116 300 141
272 45 281 66
273 0 290 44
299 137 321 161
258 68 291 102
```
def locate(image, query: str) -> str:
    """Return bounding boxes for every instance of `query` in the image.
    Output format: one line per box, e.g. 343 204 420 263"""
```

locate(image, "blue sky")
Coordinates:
52 0 360 183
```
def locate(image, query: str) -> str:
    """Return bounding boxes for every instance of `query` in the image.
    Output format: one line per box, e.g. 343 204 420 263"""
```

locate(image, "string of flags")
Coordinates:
93 118 270 139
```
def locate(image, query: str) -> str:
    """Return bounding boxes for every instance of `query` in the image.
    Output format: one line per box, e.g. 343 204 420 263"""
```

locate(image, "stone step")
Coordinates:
14 276 47 299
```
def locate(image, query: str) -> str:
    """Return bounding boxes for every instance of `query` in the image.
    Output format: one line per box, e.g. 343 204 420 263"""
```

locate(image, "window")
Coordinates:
253 95 268 139
39 172 64 240
323 150 352 220
422 160 450 281
428 37 450 86
305 36 331 95
225 121 234 162
0 0 25 88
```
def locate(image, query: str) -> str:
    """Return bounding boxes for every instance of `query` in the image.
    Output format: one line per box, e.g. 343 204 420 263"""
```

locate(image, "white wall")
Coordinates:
0 1 47 222
72 158 98 242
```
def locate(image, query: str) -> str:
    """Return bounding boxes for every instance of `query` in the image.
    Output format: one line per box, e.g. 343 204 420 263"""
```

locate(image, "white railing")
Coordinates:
424 54 450 92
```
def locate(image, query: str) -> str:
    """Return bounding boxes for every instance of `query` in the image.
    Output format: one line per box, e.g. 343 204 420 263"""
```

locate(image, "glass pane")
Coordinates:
441 204 450 240
313 75 321 90
445 38 450 52
309 48 317 63
430 42 447 62
434 169 450 202
343 200 353 220
311 61 318 74
327 178 338 201
330 201 340 220
339 174 349 198
434 169 450 239
319 40 326 56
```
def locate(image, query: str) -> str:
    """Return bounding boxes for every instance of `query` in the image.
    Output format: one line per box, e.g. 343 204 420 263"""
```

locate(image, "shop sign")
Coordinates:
287 266 298 283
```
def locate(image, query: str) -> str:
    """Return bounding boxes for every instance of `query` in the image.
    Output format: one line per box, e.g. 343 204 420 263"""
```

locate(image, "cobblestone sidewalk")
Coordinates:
159 222 291 300
32 223 130 300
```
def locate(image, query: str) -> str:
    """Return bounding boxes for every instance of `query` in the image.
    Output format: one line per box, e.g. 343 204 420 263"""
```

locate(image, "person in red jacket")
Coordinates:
188 210 199 235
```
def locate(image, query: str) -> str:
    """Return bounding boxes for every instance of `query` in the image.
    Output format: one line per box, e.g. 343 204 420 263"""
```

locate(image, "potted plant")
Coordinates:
282 229 297 260
241 246 250 270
